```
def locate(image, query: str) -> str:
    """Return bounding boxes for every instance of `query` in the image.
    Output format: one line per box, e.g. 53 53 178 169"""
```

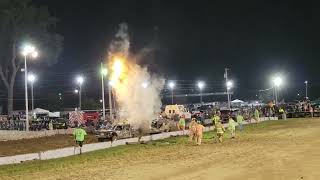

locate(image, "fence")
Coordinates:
0 129 72 141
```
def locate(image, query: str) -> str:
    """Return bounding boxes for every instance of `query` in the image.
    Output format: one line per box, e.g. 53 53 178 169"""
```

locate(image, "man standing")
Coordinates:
211 114 220 126
195 121 205 145
254 108 260 122
228 117 238 139
73 124 87 155
177 115 186 133
279 107 287 120
188 118 197 143
236 113 244 131
309 105 314 118
215 120 225 143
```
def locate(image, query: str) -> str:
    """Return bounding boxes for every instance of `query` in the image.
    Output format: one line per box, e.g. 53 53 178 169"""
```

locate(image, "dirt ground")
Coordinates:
0 134 98 156
0 118 320 180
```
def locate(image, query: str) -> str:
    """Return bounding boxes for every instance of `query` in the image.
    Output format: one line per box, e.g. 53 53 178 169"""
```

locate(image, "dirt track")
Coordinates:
1 119 320 180
0 134 98 156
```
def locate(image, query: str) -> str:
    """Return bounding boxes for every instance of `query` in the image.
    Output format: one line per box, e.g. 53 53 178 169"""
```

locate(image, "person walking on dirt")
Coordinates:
279 107 287 120
195 121 205 145
228 117 238 139
309 105 314 118
188 118 197 143
211 114 220 126
177 115 186 132
215 120 225 143
236 113 244 131
48 120 53 130
254 108 260 122
73 124 87 155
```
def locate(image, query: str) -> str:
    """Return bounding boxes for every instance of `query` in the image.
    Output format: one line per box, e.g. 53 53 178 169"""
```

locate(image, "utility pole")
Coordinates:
108 84 113 121
101 63 106 121
31 82 34 111
274 86 278 105
24 55 29 131
224 68 231 109
79 85 82 110
305 81 308 99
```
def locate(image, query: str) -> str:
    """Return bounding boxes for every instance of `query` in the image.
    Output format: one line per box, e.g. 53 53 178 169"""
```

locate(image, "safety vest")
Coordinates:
212 116 220 124
216 123 224 134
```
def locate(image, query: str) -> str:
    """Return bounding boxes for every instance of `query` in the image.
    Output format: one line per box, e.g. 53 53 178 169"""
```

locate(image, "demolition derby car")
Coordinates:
96 120 165 142
96 123 136 142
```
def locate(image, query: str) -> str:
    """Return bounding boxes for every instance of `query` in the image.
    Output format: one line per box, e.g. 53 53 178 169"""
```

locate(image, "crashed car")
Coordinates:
96 123 136 142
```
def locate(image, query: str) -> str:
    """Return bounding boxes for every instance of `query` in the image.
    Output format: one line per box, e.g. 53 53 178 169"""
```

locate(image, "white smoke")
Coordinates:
108 23 130 58
108 23 165 130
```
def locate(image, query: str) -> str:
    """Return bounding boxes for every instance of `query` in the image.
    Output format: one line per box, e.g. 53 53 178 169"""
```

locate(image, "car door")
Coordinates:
122 125 131 138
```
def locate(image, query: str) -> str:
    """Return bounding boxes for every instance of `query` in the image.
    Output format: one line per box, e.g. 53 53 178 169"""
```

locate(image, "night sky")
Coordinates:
4 0 320 110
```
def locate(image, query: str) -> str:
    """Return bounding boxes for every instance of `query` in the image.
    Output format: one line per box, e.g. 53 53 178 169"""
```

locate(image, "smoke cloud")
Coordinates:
108 23 165 130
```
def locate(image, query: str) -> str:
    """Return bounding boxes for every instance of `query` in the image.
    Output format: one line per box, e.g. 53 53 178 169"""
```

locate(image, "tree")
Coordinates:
0 0 63 115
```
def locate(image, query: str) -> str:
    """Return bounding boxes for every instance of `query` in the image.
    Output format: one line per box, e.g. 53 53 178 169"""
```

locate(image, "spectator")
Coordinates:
73 124 87 155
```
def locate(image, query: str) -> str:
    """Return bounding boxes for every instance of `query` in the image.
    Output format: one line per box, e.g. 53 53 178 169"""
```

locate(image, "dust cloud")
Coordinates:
108 23 165 130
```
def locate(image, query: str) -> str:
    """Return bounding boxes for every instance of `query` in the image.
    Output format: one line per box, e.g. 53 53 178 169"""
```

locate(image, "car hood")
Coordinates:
98 129 115 133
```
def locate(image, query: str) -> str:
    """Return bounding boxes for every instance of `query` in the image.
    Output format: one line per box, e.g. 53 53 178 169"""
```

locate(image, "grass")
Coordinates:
0 118 318 179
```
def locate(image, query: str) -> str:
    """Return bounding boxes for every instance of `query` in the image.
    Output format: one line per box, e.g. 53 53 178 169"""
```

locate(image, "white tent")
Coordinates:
49 112 60 118
31 108 50 115
231 99 244 103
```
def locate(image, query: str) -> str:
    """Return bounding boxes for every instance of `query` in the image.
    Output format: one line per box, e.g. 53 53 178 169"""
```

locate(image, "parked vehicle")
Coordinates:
96 123 136 142
164 105 192 119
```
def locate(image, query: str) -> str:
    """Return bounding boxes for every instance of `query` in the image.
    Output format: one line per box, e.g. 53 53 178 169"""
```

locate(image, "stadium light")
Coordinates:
168 81 175 104
21 43 39 131
272 76 283 105
76 76 84 85
227 80 233 90
28 74 36 83
197 81 205 90
75 76 84 110
197 81 205 103
273 77 282 87
168 81 175 89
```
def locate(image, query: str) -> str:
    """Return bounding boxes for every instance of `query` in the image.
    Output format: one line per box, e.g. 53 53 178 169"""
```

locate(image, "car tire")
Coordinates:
111 135 117 142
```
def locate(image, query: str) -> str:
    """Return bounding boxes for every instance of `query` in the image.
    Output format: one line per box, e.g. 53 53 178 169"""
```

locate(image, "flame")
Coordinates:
109 56 128 90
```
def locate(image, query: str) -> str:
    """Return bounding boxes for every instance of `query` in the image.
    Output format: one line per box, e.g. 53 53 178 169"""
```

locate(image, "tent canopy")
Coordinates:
32 108 50 114
231 99 244 103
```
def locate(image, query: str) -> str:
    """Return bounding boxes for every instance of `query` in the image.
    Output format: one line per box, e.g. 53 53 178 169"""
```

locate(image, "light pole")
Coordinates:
273 76 282 105
168 81 175 104
21 44 38 131
76 76 84 110
108 80 114 121
28 73 36 111
304 80 308 99
101 63 108 121
226 81 233 109
197 81 205 104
